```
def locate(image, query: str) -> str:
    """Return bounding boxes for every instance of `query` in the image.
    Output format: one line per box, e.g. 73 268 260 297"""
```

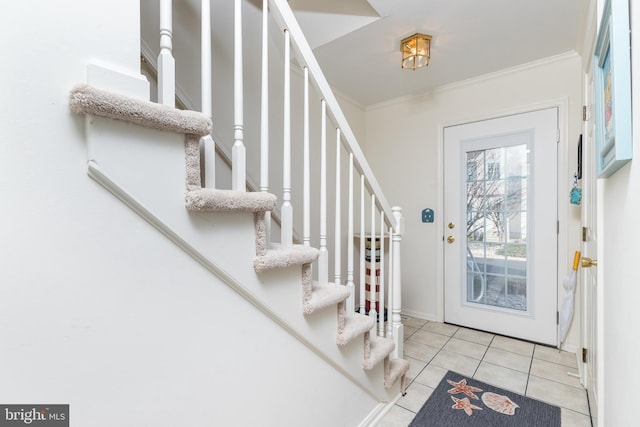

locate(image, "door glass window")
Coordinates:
466 144 528 311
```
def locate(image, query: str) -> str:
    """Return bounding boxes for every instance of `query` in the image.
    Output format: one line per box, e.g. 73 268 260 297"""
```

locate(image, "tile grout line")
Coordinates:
472 334 495 377
523 344 535 395
403 321 449 389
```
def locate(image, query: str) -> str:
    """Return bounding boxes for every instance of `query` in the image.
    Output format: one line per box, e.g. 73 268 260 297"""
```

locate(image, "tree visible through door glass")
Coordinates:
466 144 528 311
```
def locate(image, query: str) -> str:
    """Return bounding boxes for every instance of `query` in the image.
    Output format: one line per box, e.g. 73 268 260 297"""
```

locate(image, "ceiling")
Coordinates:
289 0 589 107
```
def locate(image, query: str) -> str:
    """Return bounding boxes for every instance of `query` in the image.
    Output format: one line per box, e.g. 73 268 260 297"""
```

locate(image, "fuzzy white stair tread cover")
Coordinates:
254 243 319 273
363 337 395 370
305 281 350 313
69 84 211 137
186 188 277 212
337 313 375 346
384 358 410 388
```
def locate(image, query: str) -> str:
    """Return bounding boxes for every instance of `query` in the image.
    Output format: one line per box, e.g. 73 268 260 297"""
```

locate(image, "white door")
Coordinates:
444 108 558 345
581 73 600 423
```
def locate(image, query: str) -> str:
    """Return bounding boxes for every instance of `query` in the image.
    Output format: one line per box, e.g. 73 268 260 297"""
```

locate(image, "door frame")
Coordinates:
435 99 571 345
580 18 605 420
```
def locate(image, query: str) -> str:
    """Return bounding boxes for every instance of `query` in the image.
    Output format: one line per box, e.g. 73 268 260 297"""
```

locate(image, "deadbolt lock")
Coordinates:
448 222 455 229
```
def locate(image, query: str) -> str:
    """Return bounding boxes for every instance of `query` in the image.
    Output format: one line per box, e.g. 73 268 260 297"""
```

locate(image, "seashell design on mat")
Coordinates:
481 392 520 415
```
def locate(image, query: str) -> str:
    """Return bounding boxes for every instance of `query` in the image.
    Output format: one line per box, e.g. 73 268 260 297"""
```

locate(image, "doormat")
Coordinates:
409 371 560 427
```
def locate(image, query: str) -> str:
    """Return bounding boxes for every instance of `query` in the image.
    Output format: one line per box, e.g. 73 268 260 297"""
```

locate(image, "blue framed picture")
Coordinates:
594 0 632 177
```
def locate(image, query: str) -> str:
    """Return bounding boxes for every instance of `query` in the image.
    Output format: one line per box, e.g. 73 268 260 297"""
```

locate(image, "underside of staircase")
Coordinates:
70 83 409 398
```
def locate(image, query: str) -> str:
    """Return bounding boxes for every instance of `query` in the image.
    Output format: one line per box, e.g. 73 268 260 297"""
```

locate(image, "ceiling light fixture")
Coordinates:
401 33 431 70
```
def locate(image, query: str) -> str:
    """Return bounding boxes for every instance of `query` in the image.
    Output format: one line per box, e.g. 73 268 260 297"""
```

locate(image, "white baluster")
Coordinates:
281 29 293 247
200 0 211 118
318 100 328 284
387 222 394 338
392 206 405 358
334 128 342 285
359 175 365 314
369 194 377 333
378 211 385 337
303 67 310 247
260 0 270 243
201 0 215 189
346 154 355 312
158 0 175 107
233 0 246 191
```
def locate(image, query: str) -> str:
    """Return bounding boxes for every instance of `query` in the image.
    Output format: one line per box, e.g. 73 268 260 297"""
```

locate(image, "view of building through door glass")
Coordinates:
466 144 528 311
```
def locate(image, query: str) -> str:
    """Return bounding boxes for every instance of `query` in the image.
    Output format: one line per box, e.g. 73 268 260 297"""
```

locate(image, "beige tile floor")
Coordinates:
379 316 592 427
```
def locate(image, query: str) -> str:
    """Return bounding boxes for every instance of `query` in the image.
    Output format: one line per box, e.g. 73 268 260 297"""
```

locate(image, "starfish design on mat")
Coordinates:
451 396 483 416
447 378 483 400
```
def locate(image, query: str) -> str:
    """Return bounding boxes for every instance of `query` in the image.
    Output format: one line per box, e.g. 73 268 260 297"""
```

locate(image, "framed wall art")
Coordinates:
594 0 632 178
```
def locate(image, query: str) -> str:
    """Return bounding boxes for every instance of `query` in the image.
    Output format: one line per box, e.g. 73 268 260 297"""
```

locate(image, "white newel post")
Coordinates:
201 0 215 189
391 206 404 358
318 100 328 284
260 0 271 242
232 0 246 191
158 0 175 107
346 154 355 312
281 29 293 247
334 128 342 286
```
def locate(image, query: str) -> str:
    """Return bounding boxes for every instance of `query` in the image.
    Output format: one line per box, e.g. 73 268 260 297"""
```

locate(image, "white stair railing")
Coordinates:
267 0 402 350
149 0 404 358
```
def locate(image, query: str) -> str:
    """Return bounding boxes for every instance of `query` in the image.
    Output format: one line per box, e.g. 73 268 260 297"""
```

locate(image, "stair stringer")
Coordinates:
80 110 402 402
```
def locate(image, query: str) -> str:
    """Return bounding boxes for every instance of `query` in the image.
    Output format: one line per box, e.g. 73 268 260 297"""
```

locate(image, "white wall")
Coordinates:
599 2 640 425
0 1 381 425
364 54 584 348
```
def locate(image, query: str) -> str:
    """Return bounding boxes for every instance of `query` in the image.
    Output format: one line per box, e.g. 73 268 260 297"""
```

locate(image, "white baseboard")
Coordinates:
358 393 403 427
402 309 436 322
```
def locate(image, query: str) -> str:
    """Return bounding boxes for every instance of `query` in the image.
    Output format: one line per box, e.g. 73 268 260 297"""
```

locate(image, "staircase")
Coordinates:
69 0 409 417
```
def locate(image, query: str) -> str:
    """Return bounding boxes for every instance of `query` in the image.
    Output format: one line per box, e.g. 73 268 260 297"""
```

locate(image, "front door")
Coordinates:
444 108 558 345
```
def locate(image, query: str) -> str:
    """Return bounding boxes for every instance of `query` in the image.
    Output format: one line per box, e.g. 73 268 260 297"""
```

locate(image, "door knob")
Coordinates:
581 257 598 268
447 236 455 244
